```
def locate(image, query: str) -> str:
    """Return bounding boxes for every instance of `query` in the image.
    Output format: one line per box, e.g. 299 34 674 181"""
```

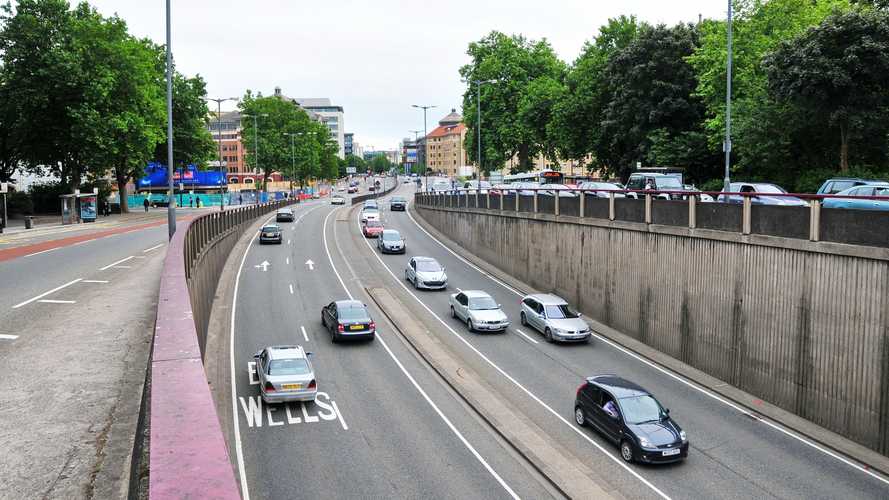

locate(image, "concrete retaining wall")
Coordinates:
415 201 889 457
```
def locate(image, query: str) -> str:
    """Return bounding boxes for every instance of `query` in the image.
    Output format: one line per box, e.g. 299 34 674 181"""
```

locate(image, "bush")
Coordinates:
29 182 69 214
5 190 33 215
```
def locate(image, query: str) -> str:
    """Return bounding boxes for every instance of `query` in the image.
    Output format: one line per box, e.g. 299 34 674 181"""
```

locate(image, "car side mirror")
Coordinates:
306 352 314 357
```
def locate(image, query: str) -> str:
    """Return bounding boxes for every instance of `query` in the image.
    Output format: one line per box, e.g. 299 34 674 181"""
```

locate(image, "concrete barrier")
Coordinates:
351 178 398 205
147 200 289 499
414 198 889 459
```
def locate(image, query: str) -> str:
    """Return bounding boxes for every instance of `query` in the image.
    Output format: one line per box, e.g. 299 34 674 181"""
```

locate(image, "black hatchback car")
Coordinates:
276 208 294 222
574 375 688 464
390 196 407 211
258 224 283 244
321 300 376 342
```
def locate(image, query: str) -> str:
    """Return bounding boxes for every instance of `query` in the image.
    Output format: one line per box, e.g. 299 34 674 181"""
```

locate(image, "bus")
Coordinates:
502 169 564 185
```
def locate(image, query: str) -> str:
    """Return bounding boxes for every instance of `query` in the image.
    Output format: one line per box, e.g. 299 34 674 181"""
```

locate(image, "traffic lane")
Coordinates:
380 195 889 498
232 204 547 499
0 222 168 312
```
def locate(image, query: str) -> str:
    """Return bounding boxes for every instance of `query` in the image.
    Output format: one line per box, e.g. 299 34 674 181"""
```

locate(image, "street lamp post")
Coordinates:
473 79 494 206
207 97 238 210
284 133 296 195
242 113 268 195
409 130 421 177
412 104 436 191
724 0 734 193
165 0 175 239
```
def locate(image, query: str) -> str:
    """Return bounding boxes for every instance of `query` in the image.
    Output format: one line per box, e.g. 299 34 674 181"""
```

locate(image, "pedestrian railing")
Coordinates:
415 188 889 248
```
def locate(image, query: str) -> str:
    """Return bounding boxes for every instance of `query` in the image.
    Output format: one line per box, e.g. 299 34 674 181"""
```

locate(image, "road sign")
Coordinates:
0 182 7 193
346 167 356 174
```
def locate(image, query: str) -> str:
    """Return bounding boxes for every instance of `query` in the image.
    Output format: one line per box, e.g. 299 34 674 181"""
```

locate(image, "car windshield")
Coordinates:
544 304 579 319
267 358 310 376
416 260 442 272
363 207 379 213
382 231 401 241
618 395 666 424
657 177 682 189
338 306 370 321
469 296 499 310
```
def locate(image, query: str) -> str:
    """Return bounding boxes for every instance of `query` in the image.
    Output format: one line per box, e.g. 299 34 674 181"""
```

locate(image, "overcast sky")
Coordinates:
87 1 726 151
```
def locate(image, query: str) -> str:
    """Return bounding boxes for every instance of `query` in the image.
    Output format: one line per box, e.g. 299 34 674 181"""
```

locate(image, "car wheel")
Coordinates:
574 406 586 427
332 331 340 343
620 441 635 463
321 314 326 327
450 306 456 318
545 328 554 343
467 319 474 332
520 311 527 326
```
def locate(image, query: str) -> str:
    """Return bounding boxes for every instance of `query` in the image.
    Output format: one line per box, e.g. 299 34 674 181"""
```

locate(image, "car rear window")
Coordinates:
268 358 310 376
366 220 382 228
338 307 370 321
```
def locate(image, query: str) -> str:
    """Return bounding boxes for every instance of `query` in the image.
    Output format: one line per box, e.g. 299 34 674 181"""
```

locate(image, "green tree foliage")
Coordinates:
369 154 391 173
594 23 715 181
764 9 889 172
550 16 644 170
153 72 215 170
459 32 565 174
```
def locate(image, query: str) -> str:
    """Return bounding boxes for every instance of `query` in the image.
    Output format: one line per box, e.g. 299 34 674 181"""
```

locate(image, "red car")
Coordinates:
362 220 384 238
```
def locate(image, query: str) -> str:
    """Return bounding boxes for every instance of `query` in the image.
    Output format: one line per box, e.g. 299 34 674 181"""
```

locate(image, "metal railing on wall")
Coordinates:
415 188 889 248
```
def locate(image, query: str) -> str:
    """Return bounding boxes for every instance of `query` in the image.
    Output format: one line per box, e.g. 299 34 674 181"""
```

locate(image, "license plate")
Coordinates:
349 325 364 331
662 448 680 456
282 383 302 390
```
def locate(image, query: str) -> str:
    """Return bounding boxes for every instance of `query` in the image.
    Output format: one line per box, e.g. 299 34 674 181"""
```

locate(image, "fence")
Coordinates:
146 198 291 500
413 194 889 457
351 178 398 205
418 188 889 248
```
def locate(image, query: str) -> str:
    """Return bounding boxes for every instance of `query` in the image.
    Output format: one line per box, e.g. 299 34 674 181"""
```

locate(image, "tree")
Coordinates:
594 23 715 181
153 72 215 170
765 9 889 172
369 154 390 173
550 16 644 168
459 32 565 174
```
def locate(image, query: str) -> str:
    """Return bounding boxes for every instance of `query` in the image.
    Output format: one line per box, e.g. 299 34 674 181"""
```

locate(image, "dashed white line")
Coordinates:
134 255 147 260
13 278 82 309
143 243 164 253
24 247 60 257
331 400 348 431
83 280 109 284
0 334 19 340
300 326 309 342
286 257 290 265
323 207 520 500
113 265 133 269
38 299 76 304
288 239 291 245
289 284 294 294
99 255 134 271
513 329 539 344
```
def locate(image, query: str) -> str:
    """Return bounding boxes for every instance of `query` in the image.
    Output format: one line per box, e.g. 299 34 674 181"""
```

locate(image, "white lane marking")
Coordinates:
134 255 147 259
356 209 670 499
289 284 294 295
300 326 309 342
72 240 91 246
409 199 889 487
113 265 133 269
143 243 164 253
288 239 291 245
83 280 109 283
0 334 19 340
286 257 290 265
13 278 83 309
99 255 134 271
331 401 348 431
323 207 519 499
37 299 76 304
513 329 539 344
25 247 60 257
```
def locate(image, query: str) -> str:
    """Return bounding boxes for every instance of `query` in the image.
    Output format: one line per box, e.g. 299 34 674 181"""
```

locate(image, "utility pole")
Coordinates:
474 79 494 206
207 97 238 210
412 104 436 191
724 0 734 193
165 0 175 239
242 113 268 194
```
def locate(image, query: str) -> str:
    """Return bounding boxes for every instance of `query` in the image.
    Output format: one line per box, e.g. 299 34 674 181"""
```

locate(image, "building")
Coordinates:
401 138 418 174
293 97 346 159
416 136 427 173
208 110 253 185
344 133 354 156
425 109 471 177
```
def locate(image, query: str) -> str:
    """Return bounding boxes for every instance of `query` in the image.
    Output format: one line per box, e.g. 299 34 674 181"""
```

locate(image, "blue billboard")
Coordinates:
136 162 227 191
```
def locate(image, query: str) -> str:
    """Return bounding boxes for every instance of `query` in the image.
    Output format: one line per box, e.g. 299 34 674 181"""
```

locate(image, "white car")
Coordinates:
331 195 346 205
449 290 509 332
360 208 380 224
405 256 447 290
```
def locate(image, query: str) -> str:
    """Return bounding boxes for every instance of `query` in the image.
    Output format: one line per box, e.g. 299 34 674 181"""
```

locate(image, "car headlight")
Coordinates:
639 437 653 448
680 430 687 442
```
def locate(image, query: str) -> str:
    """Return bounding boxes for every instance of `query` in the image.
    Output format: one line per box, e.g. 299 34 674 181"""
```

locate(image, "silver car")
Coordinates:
449 290 509 332
520 294 591 343
253 345 317 403
405 256 447 290
377 229 406 254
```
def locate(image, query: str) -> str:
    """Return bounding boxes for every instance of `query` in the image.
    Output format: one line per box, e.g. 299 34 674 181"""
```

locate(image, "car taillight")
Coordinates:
369 321 376 330
264 382 276 393
337 324 344 332
308 380 316 390
576 383 586 397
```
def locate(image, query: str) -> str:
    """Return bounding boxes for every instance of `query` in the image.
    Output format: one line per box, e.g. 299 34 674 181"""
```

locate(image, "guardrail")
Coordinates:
146 199 290 500
351 178 398 205
416 188 889 248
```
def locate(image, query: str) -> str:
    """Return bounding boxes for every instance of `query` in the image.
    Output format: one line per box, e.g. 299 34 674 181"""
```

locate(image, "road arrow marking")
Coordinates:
305 259 314 271
254 260 270 272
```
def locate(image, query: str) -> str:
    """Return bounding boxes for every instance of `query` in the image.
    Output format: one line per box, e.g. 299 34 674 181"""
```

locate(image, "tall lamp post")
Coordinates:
412 104 436 191
472 79 495 206
241 113 268 196
283 132 296 196
207 97 238 210
165 0 175 238
723 0 734 193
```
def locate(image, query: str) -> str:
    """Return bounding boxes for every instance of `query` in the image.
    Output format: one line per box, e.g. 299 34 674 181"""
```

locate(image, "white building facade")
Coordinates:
294 98 345 159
